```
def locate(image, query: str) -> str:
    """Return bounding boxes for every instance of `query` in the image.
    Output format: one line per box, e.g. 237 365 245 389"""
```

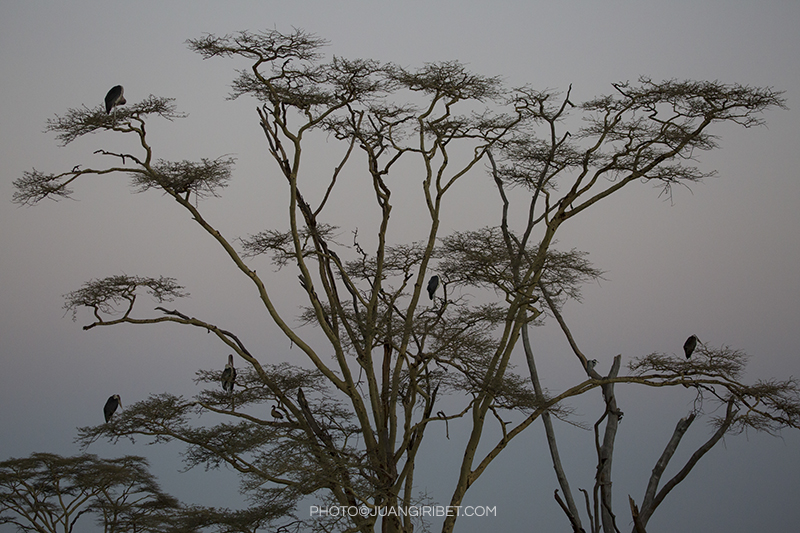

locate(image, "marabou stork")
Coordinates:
104 394 121 423
221 354 236 393
683 335 699 359
104 85 126 114
427 275 440 300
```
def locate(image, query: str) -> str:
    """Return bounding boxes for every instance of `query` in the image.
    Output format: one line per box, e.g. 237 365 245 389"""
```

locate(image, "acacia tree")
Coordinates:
0 454 181 533
14 29 799 533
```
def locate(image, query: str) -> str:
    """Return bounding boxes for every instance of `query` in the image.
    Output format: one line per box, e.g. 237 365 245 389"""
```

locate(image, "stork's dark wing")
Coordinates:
105 85 123 113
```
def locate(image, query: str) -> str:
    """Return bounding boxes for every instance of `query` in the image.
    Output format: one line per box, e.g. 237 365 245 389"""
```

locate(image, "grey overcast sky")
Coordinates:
1 1 799 531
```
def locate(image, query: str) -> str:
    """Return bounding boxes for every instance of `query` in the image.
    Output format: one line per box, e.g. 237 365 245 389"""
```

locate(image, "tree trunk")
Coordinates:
597 355 622 533
522 322 584 532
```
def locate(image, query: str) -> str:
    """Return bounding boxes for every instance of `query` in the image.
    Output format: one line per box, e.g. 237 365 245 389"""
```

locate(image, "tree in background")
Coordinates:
14 29 798 533
0 453 181 533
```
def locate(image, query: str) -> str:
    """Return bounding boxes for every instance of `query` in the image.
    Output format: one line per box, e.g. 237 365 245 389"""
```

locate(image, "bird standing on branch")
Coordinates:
684 335 699 359
221 354 236 392
427 275 440 300
104 85 126 114
104 394 121 423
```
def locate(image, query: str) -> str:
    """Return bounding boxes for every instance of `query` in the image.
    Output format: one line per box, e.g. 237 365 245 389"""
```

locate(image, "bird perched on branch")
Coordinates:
271 405 284 420
427 275 440 300
683 335 699 359
104 85 126 114
104 394 121 423
221 354 236 392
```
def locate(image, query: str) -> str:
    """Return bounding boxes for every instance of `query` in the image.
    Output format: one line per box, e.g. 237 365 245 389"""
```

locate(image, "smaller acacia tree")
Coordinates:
0 453 181 533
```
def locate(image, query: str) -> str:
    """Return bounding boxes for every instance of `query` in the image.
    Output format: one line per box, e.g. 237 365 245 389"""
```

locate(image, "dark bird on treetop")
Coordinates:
684 335 699 359
104 85 126 114
104 394 121 423
427 275 440 300
221 354 236 393
272 405 284 420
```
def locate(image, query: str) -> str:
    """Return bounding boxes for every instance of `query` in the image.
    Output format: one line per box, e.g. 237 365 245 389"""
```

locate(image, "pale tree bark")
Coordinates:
540 284 620 533
488 129 587 532
596 355 623 533
635 399 738 529
522 323 585 532
629 496 646 533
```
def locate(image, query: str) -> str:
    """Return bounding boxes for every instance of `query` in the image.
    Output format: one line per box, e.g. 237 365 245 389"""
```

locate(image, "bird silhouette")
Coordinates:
271 405 284 420
104 394 121 423
221 354 236 392
683 335 699 359
427 275 440 300
104 85 126 114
